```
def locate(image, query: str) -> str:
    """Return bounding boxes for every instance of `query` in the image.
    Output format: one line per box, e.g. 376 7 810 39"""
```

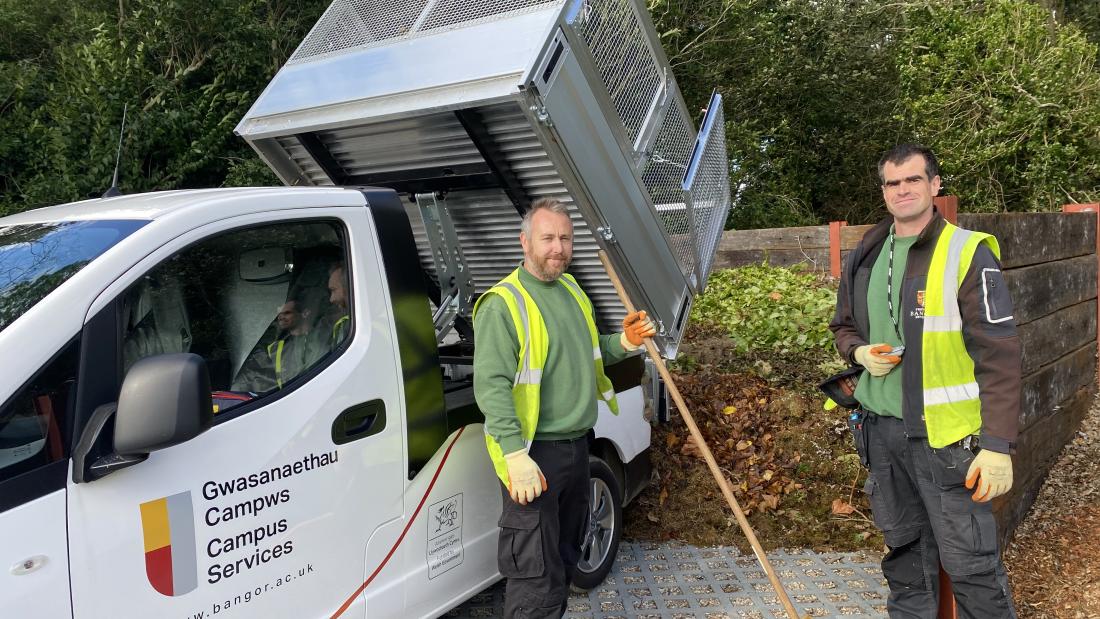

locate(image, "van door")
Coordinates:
66 210 404 618
0 341 80 619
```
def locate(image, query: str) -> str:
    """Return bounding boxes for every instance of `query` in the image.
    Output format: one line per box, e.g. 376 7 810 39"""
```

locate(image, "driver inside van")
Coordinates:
266 297 325 389
232 294 326 392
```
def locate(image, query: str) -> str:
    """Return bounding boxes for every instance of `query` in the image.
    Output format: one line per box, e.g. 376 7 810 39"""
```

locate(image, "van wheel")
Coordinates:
572 456 622 590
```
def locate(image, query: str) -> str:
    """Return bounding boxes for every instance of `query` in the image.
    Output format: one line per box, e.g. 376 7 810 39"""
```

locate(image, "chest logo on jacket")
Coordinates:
911 290 925 320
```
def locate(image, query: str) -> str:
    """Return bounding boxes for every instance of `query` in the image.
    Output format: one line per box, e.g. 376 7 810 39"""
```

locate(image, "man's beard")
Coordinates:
528 253 571 281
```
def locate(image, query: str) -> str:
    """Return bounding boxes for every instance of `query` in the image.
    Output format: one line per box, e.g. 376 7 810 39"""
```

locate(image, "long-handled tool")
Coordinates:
599 250 807 619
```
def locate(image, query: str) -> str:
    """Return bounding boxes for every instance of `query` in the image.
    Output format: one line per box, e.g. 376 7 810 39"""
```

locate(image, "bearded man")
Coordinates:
472 198 654 618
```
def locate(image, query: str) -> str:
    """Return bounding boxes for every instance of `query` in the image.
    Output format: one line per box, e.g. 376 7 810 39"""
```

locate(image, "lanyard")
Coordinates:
886 232 904 343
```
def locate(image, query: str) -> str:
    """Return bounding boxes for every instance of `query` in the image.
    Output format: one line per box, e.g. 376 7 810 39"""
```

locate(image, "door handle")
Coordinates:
332 400 386 445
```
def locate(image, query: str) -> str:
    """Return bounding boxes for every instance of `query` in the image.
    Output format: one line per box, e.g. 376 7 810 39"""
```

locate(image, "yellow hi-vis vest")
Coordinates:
267 339 290 389
922 222 1000 447
472 268 620 486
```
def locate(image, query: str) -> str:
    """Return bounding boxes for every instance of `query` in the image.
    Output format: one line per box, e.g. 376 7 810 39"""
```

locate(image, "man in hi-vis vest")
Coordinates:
831 144 1021 617
473 198 654 618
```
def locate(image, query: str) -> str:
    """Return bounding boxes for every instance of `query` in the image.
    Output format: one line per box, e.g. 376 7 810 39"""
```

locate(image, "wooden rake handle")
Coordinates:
598 251 806 619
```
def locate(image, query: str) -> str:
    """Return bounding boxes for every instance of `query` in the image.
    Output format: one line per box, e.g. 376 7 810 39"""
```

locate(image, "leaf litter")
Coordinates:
1005 394 1100 617
623 324 1100 615
623 325 882 552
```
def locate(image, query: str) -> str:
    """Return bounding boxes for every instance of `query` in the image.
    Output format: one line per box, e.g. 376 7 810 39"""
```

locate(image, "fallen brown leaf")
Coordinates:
831 498 856 515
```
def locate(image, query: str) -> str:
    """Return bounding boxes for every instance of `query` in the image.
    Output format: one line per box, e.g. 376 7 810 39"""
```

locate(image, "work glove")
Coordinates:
621 310 657 351
966 449 1013 502
504 450 548 505
853 344 901 377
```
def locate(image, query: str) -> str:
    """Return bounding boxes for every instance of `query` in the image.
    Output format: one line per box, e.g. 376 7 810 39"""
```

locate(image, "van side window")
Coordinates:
120 220 352 415
0 341 77 483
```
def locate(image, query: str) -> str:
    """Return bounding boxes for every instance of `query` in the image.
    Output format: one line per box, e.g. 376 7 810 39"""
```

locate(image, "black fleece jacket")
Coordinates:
829 210 1022 454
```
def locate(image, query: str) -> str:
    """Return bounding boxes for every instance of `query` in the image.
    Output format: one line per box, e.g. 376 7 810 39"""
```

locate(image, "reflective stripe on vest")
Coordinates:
267 340 287 389
921 223 999 447
332 315 349 345
472 268 619 486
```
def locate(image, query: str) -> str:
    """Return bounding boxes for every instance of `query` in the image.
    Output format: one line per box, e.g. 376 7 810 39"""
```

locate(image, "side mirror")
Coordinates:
73 353 213 483
114 353 213 455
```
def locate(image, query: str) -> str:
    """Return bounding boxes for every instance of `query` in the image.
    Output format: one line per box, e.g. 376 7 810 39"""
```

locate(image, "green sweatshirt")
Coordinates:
473 265 632 454
854 230 916 418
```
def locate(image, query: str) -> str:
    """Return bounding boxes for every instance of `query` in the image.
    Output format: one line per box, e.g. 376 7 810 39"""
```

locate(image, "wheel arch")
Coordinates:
588 435 650 507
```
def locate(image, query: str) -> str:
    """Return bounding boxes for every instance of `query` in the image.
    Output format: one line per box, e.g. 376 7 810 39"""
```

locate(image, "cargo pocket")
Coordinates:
865 468 918 548
929 444 974 490
938 491 998 576
863 476 891 532
981 268 1013 324
498 509 545 578
980 268 1016 337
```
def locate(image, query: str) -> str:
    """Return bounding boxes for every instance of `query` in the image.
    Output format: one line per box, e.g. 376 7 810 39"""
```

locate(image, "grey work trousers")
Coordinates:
497 437 590 619
861 413 1017 618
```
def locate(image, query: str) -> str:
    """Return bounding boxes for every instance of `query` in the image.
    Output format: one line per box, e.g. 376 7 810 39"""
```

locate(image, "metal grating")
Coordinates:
569 0 663 145
419 0 558 31
289 0 564 65
567 0 724 291
641 102 697 282
684 102 731 285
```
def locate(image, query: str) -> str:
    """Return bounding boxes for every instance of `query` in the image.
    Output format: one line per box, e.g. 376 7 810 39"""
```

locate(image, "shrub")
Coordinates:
691 264 837 353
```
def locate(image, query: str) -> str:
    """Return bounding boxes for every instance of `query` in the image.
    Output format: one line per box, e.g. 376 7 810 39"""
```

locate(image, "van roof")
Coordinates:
0 187 359 225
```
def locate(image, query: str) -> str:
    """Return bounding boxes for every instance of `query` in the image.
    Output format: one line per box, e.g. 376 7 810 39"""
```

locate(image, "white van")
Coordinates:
0 187 655 618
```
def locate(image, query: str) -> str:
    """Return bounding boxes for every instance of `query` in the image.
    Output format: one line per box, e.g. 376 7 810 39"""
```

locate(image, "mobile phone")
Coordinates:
887 345 905 357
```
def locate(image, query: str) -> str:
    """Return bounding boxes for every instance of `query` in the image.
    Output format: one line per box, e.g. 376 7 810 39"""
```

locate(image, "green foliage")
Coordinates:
1037 0 1100 46
897 0 1100 212
650 0 906 228
0 0 327 213
652 0 1100 227
691 265 837 354
0 0 1097 222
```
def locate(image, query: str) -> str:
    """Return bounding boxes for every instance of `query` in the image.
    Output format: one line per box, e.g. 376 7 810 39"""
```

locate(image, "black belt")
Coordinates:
539 435 588 445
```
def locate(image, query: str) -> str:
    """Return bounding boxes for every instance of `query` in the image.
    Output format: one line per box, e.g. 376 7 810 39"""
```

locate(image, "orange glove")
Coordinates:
621 310 657 351
965 449 1013 502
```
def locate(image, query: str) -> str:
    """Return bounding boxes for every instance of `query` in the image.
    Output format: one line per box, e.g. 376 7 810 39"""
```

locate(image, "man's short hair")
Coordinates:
284 293 309 310
329 260 345 276
520 198 572 237
878 144 940 184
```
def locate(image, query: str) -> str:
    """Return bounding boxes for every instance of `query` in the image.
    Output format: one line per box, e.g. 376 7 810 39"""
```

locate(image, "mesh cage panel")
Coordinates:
420 0 559 31
570 0 663 145
289 0 563 64
641 104 697 280
685 103 731 285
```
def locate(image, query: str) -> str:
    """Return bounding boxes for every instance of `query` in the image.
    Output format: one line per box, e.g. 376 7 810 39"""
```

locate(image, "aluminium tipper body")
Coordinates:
236 0 730 357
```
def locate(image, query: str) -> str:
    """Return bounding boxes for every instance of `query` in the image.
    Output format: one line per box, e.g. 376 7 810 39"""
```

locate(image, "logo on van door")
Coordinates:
139 491 198 596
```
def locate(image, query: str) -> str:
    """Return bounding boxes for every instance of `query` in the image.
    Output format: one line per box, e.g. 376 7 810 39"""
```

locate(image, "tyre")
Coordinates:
571 456 623 590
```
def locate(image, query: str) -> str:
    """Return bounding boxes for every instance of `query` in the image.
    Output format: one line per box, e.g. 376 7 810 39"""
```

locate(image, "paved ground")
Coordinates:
449 541 890 618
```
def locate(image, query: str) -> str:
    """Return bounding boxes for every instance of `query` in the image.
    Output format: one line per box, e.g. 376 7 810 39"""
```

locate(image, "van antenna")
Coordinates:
102 103 128 198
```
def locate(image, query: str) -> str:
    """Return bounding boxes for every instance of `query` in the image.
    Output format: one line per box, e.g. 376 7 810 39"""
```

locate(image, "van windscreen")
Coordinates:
0 220 148 332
